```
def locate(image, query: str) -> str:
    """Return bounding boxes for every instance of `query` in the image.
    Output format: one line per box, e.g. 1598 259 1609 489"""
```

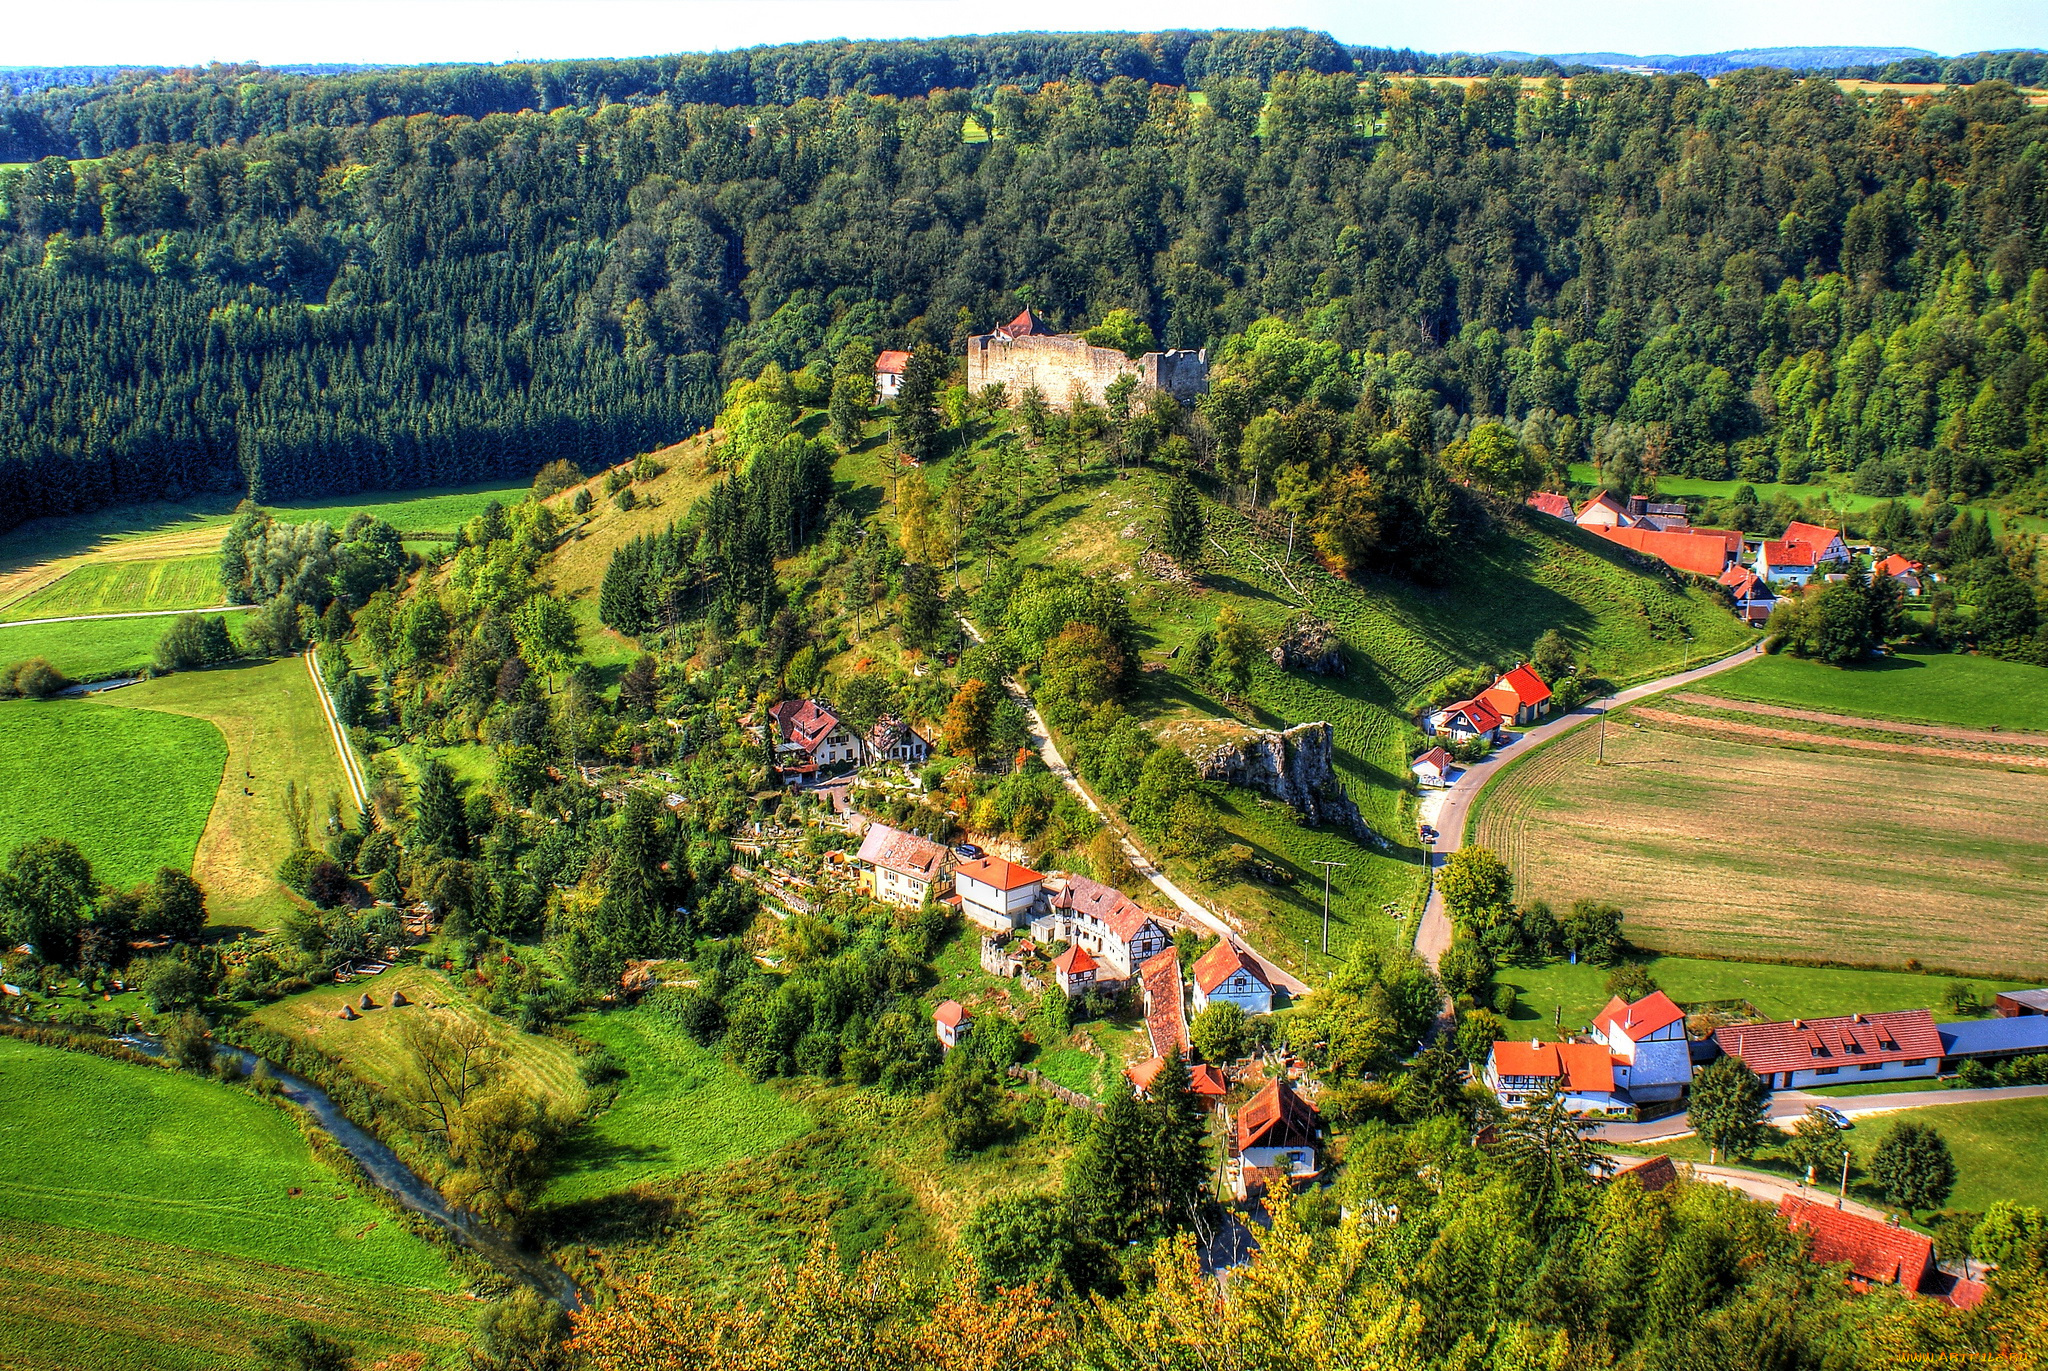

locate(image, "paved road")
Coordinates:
955 613 1309 997
1596 1082 2048 1143
0 604 258 629
1414 643 1768 967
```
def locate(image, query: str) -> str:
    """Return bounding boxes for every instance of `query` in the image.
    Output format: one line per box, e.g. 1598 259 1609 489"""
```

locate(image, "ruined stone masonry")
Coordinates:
966 329 1208 409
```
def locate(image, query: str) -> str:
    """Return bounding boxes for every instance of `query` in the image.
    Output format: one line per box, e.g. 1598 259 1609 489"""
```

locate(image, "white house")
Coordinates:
1781 520 1849 565
855 822 954 908
1428 697 1504 744
1588 990 1693 1103
1052 943 1099 997
1756 538 1818 584
1412 746 1456 788
1035 875 1171 979
1479 663 1553 726
1718 564 1778 625
933 1000 972 1050
1484 1038 1630 1114
1574 492 1635 530
769 698 864 774
954 856 1044 933
1191 939 1273 1016
874 349 910 400
1712 1010 1943 1091
863 714 933 766
1230 1079 1320 1198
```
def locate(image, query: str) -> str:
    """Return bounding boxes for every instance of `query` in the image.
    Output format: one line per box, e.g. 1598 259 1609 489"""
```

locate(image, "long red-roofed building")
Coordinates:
1777 1197 1985 1308
1713 1009 1941 1091
1138 947 1189 1058
1594 524 1738 577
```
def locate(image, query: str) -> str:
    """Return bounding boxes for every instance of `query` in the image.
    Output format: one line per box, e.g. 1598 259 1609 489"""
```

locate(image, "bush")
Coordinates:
2 658 70 698
532 459 584 500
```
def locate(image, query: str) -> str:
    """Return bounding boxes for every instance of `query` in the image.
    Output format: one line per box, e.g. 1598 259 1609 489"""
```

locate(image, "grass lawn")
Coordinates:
0 1037 469 1369
0 556 225 622
1472 713 2048 979
0 699 224 889
104 657 348 931
1499 955 2023 1031
1698 650 2048 733
374 739 498 795
548 1007 812 1205
0 613 188 680
249 964 585 1111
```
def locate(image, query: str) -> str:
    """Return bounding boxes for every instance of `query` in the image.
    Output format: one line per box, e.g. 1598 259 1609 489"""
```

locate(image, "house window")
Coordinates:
1860 1064 1882 1072
1903 1059 1927 1067
1813 1067 1839 1076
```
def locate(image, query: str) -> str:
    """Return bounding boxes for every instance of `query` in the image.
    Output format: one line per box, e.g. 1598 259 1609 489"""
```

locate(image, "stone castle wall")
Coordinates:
966 332 1207 408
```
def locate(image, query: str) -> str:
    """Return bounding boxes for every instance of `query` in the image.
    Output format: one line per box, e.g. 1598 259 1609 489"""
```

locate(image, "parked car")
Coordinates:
1814 1105 1852 1130
954 843 983 859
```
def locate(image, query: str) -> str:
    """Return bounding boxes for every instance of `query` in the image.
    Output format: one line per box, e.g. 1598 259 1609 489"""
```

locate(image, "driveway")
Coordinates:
1413 643 1767 967
1594 1081 2048 1143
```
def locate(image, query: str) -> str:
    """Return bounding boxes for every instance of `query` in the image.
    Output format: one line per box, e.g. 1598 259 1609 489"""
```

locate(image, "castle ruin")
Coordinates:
965 308 1207 409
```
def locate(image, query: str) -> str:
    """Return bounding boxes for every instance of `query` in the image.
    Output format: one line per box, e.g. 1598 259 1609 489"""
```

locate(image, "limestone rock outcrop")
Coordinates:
1269 613 1346 676
1162 719 1370 839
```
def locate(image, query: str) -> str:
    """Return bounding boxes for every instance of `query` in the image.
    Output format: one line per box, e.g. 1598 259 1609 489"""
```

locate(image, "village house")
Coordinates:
1589 990 1694 1103
854 822 954 908
1718 564 1779 625
1428 696 1505 744
1230 1078 1321 1200
1782 520 1850 565
1874 553 1924 595
1484 1038 1629 1114
1610 1153 1679 1192
954 855 1045 933
1191 939 1274 1016
1525 491 1574 520
1777 1197 1985 1309
768 698 863 775
1127 1053 1229 1100
1034 875 1172 979
874 349 910 400
1756 538 1819 584
1480 663 1554 726
1139 947 1190 1058
862 713 933 766
1574 491 1635 529
1411 745 1456 788
1711 1009 1942 1091
933 1000 972 1050
1052 943 1099 996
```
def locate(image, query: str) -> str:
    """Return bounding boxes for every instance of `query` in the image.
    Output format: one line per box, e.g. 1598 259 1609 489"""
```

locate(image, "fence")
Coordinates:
1005 1064 1102 1113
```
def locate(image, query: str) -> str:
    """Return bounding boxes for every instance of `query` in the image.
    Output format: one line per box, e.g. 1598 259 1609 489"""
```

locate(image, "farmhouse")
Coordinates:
1575 492 1635 529
1777 1197 1985 1308
965 309 1208 408
1526 491 1574 520
1480 663 1553 725
1781 521 1849 565
874 349 910 399
1429 696 1504 744
1412 745 1456 788
855 822 954 908
933 1000 972 1050
1484 1038 1628 1113
1139 947 1190 1058
1711 1009 1941 1091
1036 875 1172 978
1756 538 1819 584
1588 991 1693 1103
1718 564 1779 625
954 855 1045 933
769 698 863 773
1191 939 1274 1016
1230 1078 1320 1199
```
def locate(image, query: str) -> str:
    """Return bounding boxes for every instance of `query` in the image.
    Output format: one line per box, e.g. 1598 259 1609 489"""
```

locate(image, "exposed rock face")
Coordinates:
1270 613 1346 676
1174 720 1370 839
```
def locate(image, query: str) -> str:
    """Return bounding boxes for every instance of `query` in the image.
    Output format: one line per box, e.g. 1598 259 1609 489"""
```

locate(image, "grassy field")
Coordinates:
104 657 348 931
1472 712 2048 979
250 964 585 1109
0 1037 470 1369
1500 955 2025 1032
548 1007 812 1205
1697 650 2048 732
0 699 224 888
0 556 225 622
0 613 193 680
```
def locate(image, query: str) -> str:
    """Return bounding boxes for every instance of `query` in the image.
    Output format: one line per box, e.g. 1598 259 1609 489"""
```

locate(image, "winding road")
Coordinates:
1413 642 1767 968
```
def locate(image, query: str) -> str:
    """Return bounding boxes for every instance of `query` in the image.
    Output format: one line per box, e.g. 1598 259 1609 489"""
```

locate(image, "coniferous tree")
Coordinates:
1160 476 1205 568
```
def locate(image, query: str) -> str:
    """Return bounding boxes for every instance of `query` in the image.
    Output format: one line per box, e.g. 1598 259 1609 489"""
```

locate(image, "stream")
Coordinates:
112 1032 583 1309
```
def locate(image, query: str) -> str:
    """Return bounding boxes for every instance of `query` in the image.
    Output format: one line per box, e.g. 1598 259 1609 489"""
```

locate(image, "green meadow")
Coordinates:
1697 649 2048 732
0 556 225 622
0 613 201 681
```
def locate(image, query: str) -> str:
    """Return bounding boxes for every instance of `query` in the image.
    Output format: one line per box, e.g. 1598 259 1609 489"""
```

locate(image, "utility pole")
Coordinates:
1598 707 1608 764
1837 1149 1850 1209
1310 859 1348 955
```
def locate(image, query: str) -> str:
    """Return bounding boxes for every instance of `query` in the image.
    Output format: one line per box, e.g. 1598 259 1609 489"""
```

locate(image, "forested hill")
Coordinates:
1 68 2046 532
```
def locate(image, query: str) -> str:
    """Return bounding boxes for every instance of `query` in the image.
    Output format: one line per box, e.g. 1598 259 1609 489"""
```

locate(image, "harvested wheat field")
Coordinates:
1472 710 2048 979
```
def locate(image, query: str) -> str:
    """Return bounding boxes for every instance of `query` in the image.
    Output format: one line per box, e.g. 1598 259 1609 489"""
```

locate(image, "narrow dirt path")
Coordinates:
306 649 370 813
0 604 257 629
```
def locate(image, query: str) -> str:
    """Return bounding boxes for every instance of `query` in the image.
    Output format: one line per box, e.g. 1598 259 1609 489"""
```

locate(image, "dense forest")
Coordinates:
1 42 2046 536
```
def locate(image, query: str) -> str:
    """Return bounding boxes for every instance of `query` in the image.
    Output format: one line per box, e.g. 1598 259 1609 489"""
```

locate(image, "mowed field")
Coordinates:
1698 649 2048 732
0 1038 470 1370
0 612 197 680
0 699 224 888
0 556 225 622
1471 706 2048 979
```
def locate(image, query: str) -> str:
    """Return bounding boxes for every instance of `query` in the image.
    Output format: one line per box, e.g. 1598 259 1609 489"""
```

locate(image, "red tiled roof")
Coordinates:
1718 564 1773 598
874 349 911 375
1943 1277 1988 1310
995 307 1055 339
1414 746 1453 772
1053 944 1098 976
1761 539 1817 568
1714 1010 1941 1077
770 698 844 754
1486 662 1552 710
1440 697 1505 733
956 855 1044 892
1877 553 1923 578
1126 1055 1229 1096
1688 527 1745 555
1527 492 1574 519
1192 939 1268 996
1595 525 1735 576
1782 521 1843 553
1053 875 1164 944
1139 947 1188 1057
1777 1197 1937 1292
855 823 952 882
1489 1039 1616 1092
1611 1153 1679 1192
1235 1079 1319 1152
933 999 969 1027
1576 492 1631 523
1595 990 1686 1041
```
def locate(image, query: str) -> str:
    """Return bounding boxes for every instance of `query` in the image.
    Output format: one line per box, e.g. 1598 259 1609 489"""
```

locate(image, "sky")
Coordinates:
0 0 2040 69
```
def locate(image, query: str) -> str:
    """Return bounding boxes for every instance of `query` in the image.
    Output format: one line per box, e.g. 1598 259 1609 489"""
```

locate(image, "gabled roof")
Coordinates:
1526 492 1574 519
865 713 930 752
1235 1079 1319 1152
855 822 952 882
1576 492 1633 525
1139 947 1189 1057
1489 1039 1616 1092
1595 525 1736 576
1413 746 1454 772
1938 1015 2048 1058
1053 944 1099 976
1595 990 1686 1042
1192 939 1270 996
1760 539 1817 568
1610 1153 1679 1192
1777 1196 1935 1291
770 698 845 754
956 855 1044 892
995 307 1055 339
1486 662 1552 710
1438 696 1505 733
1718 564 1774 598
1053 875 1164 944
933 999 970 1027
1713 1009 1942 1076
1127 1054 1228 1096
1877 553 1923 578
1782 521 1844 553
874 349 911 375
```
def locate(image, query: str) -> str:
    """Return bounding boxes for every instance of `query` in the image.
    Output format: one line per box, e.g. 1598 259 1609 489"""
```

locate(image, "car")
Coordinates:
954 843 983 859
1813 1105 1852 1130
